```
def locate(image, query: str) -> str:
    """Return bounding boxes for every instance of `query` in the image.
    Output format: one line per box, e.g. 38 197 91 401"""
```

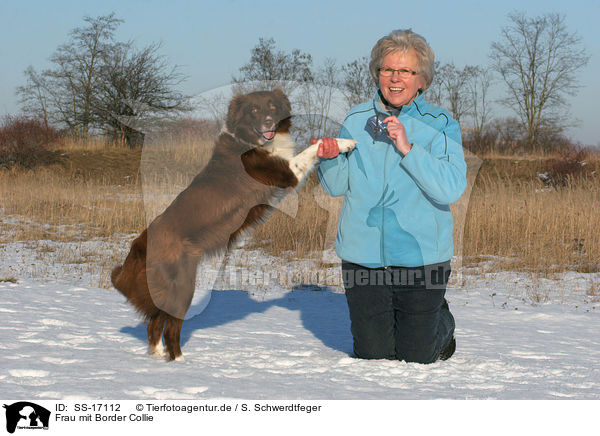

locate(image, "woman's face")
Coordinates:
378 49 425 108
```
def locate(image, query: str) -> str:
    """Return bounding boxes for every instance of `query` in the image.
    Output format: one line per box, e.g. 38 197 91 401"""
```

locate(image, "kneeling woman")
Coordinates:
317 29 467 363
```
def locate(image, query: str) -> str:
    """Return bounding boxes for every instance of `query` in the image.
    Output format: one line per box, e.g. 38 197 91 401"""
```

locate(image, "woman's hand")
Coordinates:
381 116 412 155
313 137 340 159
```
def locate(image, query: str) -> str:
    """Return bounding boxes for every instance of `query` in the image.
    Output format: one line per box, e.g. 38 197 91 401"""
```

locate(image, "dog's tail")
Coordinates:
111 261 135 301
111 230 147 300
110 265 124 289
110 230 160 320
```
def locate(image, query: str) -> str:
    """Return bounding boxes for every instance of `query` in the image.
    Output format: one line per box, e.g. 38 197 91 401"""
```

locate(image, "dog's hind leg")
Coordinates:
147 312 167 357
162 256 197 361
163 315 184 361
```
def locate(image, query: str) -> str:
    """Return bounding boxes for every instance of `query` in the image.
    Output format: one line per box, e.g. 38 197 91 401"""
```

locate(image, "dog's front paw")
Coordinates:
335 138 358 153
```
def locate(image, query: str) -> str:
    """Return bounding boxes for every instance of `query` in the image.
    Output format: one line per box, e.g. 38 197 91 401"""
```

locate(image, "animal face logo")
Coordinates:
3 402 50 434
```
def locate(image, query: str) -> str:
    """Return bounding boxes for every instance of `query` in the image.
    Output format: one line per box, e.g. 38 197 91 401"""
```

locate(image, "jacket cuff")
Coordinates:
399 142 423 164
319 152 346 170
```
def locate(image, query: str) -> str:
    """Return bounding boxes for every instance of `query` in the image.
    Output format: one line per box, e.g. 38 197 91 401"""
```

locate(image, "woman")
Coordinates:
317 29 467 363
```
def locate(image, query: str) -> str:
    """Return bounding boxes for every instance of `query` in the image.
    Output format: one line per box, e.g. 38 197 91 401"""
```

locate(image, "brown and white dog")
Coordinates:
111 88 356 361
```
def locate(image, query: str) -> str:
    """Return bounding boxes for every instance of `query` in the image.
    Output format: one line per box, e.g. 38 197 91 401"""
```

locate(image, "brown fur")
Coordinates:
111 89 300 361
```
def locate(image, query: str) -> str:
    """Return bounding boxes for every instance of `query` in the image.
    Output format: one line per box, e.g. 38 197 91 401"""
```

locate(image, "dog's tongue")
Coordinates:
262 130 276 141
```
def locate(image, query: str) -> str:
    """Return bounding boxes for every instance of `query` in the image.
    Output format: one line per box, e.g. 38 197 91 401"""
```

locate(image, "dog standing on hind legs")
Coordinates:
111 88 356 361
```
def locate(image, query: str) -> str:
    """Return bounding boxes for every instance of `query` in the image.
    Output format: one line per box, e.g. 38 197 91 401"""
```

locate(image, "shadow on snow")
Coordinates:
120 287 353 355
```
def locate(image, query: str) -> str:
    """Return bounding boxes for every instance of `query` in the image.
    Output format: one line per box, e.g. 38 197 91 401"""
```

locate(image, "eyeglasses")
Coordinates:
378 67 421 78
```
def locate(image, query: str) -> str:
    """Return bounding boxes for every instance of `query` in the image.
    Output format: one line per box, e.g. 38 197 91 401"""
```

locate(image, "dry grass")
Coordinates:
0 166 144 241
0 133 215 288
0 138 147 242
139 132 215 222
462 170 600 274
1 135 598 293
59 135 129 151
248 174 341 261
0 132 215 242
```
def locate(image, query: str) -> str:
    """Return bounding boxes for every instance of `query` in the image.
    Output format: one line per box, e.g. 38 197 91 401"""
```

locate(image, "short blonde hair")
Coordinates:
369 29 435 90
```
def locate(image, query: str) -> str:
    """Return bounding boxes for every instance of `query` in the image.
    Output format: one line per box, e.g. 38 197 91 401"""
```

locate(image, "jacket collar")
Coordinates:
372 89 425 117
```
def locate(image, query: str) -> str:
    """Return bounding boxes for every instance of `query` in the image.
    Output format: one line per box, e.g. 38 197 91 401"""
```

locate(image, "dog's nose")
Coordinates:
263 117 275 129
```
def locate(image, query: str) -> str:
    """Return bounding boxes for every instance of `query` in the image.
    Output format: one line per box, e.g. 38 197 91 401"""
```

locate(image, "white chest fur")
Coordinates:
264 132 296 161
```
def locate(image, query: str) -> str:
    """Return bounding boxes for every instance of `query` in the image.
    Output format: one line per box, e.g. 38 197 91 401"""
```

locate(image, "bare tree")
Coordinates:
467 66 494 136
193 92 229 132
16 66 50 128
340 56 376 108
435 62 479 124
94 41 189 146
47 13 123 136
294 58 343 141
232 37 313 94
17 13 189 146
490 12 589 149
426 61 444 107
16 14 121 136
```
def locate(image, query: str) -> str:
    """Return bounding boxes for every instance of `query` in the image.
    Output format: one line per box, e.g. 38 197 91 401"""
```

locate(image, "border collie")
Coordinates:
111 88 356 360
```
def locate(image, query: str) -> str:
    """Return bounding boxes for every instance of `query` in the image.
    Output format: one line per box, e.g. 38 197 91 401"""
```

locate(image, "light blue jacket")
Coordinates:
318 91 467 268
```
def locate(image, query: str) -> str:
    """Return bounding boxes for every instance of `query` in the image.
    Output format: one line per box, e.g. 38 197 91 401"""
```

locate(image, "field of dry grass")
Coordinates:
463 166 600 274
1 135 598 292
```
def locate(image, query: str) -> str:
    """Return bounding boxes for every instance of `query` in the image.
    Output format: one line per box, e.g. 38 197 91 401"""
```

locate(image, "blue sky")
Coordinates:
1 0 598 145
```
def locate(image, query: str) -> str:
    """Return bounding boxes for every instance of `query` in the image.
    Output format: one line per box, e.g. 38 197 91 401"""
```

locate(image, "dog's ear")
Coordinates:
226 94 246 131
272 88 285 98
272 88 291 118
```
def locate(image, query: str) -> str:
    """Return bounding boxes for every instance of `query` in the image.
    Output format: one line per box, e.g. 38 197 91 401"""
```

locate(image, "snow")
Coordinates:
1 235 599 401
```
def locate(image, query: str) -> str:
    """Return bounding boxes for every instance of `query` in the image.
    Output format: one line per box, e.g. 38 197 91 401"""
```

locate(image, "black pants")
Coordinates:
342 261 455 364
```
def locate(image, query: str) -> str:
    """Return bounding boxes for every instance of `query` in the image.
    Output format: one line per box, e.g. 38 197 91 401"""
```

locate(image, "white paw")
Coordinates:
335 138 357 153
149 344 166 357
173 355 185 362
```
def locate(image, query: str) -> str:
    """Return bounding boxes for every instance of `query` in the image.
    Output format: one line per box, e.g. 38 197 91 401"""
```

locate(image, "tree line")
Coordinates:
16 11 589 152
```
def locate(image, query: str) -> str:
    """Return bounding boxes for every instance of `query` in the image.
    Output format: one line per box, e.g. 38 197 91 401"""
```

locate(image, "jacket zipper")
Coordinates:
380 106 401 267
381 136 391 266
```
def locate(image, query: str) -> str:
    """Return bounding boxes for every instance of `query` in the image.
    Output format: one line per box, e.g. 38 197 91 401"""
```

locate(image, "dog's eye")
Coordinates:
251 107 258 114
269 103 276 111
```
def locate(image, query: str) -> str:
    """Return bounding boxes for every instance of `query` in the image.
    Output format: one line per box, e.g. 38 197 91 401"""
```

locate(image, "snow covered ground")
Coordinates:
1 238 600 400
